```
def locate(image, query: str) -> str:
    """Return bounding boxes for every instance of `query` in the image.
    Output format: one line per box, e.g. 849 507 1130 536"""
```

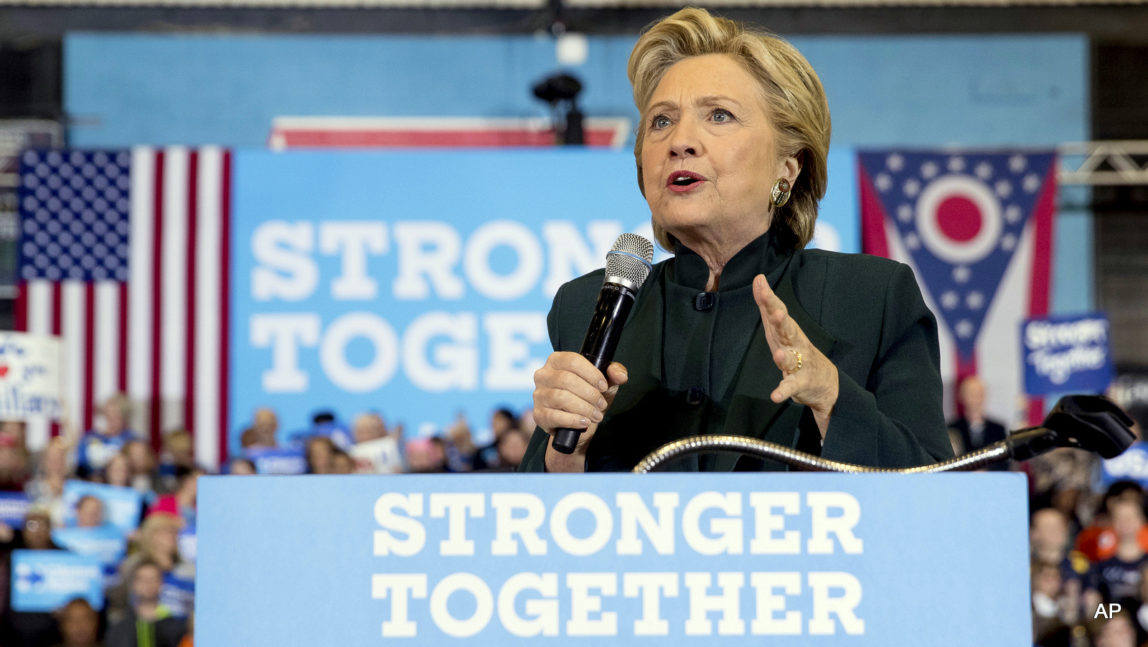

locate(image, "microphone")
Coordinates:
551 233 654 455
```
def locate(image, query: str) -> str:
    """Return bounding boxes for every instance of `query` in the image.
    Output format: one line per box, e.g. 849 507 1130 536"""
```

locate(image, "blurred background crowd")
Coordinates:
0 376 1145 645
0 393 533 647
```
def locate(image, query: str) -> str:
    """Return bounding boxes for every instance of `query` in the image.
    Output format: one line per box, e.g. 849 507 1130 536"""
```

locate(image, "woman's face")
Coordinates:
641 54 792 253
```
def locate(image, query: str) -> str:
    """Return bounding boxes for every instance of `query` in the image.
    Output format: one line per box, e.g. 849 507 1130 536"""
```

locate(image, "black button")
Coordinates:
694 292 715 311
686 387 705 405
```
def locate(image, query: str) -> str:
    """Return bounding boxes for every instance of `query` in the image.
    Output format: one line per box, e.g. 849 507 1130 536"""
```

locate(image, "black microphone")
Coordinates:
552 233 654 455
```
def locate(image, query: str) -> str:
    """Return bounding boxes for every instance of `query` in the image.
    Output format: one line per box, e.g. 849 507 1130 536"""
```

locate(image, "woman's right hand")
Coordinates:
532 352 629 472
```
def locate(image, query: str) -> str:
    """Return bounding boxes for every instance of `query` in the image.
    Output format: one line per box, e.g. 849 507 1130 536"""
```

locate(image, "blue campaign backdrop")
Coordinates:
229 148 857 448
198 472 1029 646
63 32 1091 317
10 550 105 612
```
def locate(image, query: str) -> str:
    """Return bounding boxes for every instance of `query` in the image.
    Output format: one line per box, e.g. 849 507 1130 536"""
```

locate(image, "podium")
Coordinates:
198 473 1029 645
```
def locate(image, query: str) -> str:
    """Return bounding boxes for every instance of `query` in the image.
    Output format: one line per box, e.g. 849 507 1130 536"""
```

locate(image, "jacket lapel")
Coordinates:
723 255 838 468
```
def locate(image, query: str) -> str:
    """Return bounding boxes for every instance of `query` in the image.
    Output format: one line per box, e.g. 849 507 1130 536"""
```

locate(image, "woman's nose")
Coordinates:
669 116 702 158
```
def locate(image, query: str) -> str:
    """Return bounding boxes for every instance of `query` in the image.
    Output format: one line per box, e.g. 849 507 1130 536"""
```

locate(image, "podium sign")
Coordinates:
199 473 1028 645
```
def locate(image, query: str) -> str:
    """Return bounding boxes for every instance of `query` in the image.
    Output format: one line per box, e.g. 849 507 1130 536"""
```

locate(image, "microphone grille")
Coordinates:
604 233 654 290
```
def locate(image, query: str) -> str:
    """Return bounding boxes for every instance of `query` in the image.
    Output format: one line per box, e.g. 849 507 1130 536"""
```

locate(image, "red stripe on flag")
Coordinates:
118 283 129 392
219 151 232 467
150 152 165 450
1028 165 1056 318
15 284 27 332
186 152 199 439
858 165 890 258
954 354 979 419
51 282 61 438
1025 163 1058 424
83 282 96 432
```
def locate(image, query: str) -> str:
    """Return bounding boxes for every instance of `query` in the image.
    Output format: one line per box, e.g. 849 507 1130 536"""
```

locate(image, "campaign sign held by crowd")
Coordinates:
0 492 31 526
1101 441 1148 488
0 332 62 421
199 473 1028 646
10 550 104 612
1022 312 1114 396
61 480 143 534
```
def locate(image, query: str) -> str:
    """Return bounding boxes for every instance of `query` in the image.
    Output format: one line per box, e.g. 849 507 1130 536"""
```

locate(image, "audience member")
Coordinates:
405 437 446 474
494 428 529 471
1031 508 1088 611
74 496 105 529
1085 498 1148 610
225 458 256 476
473 407 517 470
304 437 336 475
1075 481 1148 563
0 434 30 491
0 510 64 647
156 432 195 495
76 394 139 478
948 376 1009 470
27 438 75 527
149 470 203 529
331 450 354 475
51 597 101 647
124 441 159 496
106 515 189 625
348 413 402 474
306 411 352 450
252 408 279 448
444 416 477 473
104 561 186 647
102 453 132 489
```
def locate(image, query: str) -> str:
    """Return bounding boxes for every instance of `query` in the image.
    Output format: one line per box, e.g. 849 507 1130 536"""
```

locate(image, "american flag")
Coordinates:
16 148 231 469
859 150 1056 428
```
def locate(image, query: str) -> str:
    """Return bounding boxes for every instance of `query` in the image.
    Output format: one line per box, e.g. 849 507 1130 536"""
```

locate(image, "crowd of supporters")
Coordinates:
0 393 532 647
1 384 1146 646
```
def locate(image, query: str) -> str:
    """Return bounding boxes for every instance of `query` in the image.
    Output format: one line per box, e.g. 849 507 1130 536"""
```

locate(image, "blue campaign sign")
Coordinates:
161 569 196 619
62 480 143 534
0 491 31 526
51 526 129 567
246 446 308 475
1022 312 1114 396
199 473 1028 646
10 550 105 612
229 149 858 448
1101 441 1148 488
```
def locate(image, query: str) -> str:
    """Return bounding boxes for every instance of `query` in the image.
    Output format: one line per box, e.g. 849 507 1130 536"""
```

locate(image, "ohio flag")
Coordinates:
859 150 1056 428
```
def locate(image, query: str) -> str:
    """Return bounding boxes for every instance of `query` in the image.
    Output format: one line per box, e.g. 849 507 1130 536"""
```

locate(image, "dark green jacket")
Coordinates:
520 246 955 472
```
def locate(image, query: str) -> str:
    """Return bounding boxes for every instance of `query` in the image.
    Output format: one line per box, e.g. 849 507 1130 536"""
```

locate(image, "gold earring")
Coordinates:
771 178 792 207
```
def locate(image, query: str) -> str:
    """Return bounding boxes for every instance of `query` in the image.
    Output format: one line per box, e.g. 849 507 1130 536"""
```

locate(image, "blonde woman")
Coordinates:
524 8 951 472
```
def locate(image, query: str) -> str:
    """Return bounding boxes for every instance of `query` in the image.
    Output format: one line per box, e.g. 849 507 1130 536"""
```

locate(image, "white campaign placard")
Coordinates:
0 332 63 421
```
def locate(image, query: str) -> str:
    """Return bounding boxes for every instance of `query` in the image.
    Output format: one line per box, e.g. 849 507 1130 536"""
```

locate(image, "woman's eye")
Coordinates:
712 109 734 123
650 115 671 129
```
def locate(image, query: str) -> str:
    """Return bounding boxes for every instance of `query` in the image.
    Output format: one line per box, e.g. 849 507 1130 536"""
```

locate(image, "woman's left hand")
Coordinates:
753 274 839 436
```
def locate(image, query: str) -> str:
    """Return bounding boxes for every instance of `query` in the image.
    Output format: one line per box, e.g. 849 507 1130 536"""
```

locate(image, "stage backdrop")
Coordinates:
229 148 858 451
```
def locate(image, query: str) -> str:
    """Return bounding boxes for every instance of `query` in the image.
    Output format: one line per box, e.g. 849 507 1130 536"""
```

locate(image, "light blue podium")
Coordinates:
198 473 1029 645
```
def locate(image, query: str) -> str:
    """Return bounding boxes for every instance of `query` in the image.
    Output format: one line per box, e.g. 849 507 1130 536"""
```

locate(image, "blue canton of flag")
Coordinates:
19 150 132 283
859 151 1054 362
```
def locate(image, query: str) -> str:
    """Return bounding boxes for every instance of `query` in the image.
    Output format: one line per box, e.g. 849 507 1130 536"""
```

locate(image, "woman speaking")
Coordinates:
520 7 953 472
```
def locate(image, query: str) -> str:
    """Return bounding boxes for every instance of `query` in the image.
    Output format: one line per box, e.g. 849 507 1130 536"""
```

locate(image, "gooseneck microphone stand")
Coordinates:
633 395 1136 474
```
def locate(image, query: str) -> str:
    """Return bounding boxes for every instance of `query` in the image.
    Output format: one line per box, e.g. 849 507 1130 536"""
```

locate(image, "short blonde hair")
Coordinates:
629 7 830 250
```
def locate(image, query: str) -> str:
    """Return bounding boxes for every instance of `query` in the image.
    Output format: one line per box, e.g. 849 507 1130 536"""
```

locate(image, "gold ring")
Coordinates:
788 349 803 374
